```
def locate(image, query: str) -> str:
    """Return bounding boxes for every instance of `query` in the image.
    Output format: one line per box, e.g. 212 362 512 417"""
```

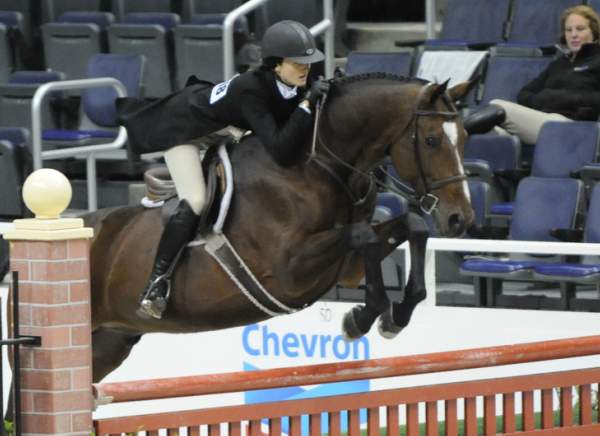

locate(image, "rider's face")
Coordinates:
275 59 311 87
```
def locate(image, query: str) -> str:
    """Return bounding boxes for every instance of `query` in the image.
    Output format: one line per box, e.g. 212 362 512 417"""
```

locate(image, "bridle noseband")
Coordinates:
310 81 467 215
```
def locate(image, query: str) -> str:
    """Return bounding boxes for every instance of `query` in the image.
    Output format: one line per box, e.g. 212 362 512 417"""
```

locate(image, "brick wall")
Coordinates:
9 239 92 436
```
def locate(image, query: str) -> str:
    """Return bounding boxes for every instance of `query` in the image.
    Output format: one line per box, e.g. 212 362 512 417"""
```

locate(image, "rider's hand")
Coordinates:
304 78 330 107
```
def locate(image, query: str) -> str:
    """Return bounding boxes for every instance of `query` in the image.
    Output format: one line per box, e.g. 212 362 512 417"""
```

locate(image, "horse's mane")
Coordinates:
331 72 427 89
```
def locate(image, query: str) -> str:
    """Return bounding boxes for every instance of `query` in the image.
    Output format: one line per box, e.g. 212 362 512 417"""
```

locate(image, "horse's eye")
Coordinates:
425 136 440 148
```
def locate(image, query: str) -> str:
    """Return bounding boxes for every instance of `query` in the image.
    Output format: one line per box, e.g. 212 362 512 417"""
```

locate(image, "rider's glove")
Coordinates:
304 78 330 107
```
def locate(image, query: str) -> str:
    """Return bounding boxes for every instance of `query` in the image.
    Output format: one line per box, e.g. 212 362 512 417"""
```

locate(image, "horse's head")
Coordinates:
319 74 475 237
388 80 475 237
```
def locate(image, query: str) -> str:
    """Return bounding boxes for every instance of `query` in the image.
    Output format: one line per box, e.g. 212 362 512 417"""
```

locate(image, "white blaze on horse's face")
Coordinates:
442 121 458 147
442 120 471 202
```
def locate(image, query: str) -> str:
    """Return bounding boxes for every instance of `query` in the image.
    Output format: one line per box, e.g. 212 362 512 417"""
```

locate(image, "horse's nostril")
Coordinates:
448 213 465 236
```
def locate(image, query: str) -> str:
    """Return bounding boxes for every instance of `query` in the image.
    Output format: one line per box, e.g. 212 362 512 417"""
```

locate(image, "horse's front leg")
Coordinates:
339 213 423 339
378 212 429 339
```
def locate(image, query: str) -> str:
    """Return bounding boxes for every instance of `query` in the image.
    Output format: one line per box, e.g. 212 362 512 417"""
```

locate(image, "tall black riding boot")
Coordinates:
137 199 199 319
463 104 506 135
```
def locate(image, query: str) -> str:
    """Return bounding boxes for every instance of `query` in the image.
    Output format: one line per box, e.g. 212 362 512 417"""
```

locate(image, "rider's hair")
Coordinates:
260 56 283 71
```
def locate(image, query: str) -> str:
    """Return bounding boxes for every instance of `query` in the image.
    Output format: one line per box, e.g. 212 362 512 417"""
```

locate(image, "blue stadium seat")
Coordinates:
460 176 585 307
0 11 24 80
112 0 174 21
590 0 600 15
42 54 144 146
345 51 413 76
477 53 552 107
42 12 114 81
531 121 600 178
464 134 522 184
188 13 248 34
464 134 522 222
488 121 600 217
0 70 65 130
108 13 179 97
41 0 104 24
181 0 244 22
174 24 223 87
432 0 511 47
500 0 580 51
373 192 409 224
533 183 600 284
468 180 491 228
0 0 32 50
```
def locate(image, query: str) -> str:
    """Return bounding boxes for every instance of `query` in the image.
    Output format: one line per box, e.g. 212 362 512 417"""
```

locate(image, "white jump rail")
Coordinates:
31 78 128 212
421 238 600 306
223 0 335 80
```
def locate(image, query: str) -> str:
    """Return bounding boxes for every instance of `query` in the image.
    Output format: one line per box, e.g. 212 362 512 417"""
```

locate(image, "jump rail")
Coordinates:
94 334 600 404
94 335 600 435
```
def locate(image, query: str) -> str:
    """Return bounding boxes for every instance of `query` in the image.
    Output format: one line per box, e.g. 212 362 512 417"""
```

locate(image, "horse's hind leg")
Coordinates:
379 212 429 338
92 327 142 382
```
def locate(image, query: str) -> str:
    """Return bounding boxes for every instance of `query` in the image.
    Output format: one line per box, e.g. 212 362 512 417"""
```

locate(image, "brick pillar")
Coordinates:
3 169 93 436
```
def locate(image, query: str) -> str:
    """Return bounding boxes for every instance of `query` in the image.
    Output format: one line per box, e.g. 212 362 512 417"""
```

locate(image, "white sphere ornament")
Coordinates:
22 169 72 219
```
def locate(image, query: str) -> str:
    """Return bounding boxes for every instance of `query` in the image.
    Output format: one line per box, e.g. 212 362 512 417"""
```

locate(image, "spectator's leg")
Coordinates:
491 99 570 144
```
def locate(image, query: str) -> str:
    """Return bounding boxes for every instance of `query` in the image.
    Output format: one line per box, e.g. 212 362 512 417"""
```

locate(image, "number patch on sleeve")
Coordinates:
209 75 238 104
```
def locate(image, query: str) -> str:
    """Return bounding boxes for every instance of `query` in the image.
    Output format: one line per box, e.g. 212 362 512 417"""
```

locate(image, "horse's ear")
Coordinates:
447 78 478 103
428 79 449 105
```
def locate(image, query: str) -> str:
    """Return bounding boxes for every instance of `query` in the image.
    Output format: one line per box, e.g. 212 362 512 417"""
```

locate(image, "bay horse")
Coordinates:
86 73 475 382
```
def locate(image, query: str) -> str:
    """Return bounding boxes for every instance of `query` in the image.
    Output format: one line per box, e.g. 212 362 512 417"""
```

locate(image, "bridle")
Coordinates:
309 82 467 215
405 84 467 213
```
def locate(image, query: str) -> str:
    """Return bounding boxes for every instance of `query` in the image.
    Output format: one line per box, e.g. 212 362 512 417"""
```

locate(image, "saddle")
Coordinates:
143 143 230 236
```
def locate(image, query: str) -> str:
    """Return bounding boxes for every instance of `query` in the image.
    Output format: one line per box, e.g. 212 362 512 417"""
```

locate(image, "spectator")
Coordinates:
464 4 600 144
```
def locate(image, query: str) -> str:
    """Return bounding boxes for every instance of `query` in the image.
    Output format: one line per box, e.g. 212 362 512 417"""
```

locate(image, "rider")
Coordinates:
117 20 330 320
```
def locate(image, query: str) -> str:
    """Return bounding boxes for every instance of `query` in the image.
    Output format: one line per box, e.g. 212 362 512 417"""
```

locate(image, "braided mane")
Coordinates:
331 72 427 88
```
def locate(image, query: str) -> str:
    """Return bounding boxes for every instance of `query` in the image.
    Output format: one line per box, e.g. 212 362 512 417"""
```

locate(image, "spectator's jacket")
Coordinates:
116 69 312 167
518 43 600 120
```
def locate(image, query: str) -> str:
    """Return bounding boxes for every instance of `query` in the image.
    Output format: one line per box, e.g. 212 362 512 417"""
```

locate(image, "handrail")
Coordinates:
223 0 335 80
31 78 128 211
223 0 269 80
93 334 600 404
426 0 437 39
310 0 335 79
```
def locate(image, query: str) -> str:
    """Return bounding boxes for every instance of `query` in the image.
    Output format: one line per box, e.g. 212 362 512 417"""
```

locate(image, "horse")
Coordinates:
86 73 475 382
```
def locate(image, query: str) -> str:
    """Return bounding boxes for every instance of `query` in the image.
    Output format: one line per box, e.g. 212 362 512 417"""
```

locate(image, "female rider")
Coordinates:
117 20 329 319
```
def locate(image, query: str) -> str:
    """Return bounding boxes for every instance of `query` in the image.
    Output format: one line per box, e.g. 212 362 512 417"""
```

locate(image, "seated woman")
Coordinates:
464 5 600 144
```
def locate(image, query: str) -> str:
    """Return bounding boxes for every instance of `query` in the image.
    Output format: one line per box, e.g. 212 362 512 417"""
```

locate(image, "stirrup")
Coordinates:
137 274 172 319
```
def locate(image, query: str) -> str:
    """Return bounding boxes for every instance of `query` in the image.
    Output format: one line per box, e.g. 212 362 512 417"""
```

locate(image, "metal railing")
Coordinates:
223 0 335 80
2 272 41 436
31 78 129 211
426 0 437 39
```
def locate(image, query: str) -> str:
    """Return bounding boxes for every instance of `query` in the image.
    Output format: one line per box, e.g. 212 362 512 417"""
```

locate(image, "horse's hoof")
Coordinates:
342 308 364 340
377 308 403 339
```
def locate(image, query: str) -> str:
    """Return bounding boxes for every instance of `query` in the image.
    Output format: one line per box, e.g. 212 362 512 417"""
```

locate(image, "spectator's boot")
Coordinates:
137 200 199 319
463 104 506 135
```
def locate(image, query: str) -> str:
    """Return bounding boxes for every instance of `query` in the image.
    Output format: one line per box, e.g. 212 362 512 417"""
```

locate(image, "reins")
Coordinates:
309 82 466 215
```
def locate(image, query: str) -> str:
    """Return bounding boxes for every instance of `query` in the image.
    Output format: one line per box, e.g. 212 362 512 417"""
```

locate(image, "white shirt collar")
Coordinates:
276 80 298 99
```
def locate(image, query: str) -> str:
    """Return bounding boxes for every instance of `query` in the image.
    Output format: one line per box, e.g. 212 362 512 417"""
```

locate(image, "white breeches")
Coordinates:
164 144 205 215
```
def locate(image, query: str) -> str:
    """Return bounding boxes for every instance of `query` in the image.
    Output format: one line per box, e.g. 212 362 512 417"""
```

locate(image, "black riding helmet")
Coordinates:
261 20 325 64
